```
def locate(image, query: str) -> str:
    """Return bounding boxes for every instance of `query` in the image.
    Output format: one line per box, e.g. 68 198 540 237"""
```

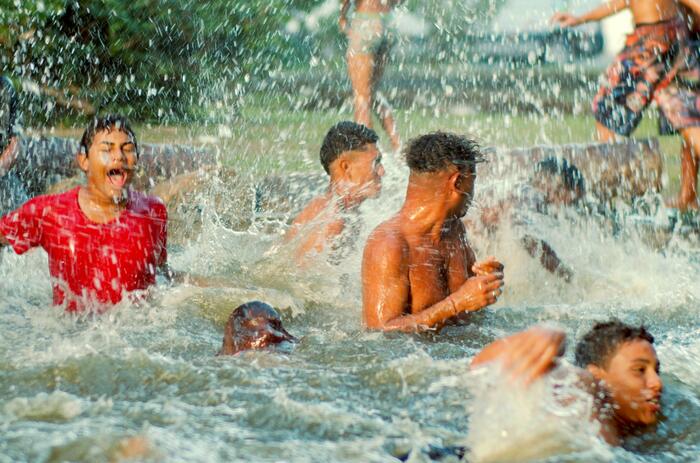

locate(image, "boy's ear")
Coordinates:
587 364 606 382
339 158 350 177
76 150 89 173
448 170 461 193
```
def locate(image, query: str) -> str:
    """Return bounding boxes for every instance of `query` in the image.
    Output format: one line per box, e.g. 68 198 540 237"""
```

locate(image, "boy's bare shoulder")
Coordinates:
292 196 330 225
365 216 407 256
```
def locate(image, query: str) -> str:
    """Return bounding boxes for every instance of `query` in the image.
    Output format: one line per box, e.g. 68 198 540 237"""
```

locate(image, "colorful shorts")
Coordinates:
655 37 700 134
347 12 394 57
592 20 685 136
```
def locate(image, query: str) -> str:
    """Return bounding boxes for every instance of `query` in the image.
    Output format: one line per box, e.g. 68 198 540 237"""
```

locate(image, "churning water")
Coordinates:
0 146 699 463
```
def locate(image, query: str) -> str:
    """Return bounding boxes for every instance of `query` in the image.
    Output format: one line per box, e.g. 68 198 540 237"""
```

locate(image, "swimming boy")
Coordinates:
472 319 663 445
552 0 700 210
285 121 384 263
218 301 297 355
362 132 504 332
0 115 168 312
340 0 401 151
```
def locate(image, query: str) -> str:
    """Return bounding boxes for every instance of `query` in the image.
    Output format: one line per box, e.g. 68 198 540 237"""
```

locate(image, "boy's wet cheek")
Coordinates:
99 153 111 164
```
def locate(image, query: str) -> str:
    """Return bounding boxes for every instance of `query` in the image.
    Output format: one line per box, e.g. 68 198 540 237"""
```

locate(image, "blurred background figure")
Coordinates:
340 0 402 151
0 76 25 216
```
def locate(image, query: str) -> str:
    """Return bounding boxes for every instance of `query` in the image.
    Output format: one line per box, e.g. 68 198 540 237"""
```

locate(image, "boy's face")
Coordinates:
78 128 137 204
594 340 663 427
450 167 475 218
338 143 384 200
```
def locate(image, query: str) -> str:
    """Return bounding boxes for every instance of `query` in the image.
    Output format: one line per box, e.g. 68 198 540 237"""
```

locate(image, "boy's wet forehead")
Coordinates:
607 340 659 371
91 129 136 151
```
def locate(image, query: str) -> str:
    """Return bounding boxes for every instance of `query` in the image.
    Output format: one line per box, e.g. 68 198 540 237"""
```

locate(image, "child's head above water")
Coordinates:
575 319 662 427
320 121 384 201
219 301 297 355
77 114 139 204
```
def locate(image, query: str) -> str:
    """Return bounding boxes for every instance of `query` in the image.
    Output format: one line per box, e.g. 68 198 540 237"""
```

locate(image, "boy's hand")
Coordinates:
499 327 566 385
472 256 504 276
339 16 348 34
449 273 504 313
551 12 580 28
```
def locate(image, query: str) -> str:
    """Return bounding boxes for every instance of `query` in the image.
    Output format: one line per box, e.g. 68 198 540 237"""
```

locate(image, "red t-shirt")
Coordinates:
0 187 167 312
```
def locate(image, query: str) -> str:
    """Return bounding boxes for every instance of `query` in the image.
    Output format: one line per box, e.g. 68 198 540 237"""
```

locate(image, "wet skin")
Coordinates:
0 128 137 249
472 328 663 445
218 301 297 355
340 0 402 151
362 165 504 332
76 129 138 224
553 0 700 210
285 143 384 262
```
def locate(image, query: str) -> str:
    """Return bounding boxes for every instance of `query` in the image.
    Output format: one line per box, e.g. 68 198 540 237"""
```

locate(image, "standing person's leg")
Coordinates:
347 16 384 129
678 127 700 209
371 40 400 151
347 52 374 128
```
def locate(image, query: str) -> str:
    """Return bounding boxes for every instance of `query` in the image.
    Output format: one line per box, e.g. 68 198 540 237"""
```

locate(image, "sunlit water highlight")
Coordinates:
1 150 699 463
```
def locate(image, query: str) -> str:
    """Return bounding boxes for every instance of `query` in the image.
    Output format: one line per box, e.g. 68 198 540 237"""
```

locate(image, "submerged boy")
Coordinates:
553 0 700 210
0 115 168 312
362 132 504 332
472 319 663 445
284 121 384 263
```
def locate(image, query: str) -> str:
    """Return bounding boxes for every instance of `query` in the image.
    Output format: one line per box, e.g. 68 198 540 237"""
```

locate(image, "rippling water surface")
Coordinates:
1 152 699 463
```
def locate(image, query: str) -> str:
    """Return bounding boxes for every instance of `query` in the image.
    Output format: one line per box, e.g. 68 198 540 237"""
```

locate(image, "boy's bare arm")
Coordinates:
0 136 19 176
362 227 503 332
679 0 700 16
471 327 567 385
552 0 629 27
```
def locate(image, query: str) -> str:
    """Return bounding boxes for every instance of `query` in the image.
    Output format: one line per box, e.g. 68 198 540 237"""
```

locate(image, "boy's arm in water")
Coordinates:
0 136 19 176
679 0 700 16
551 0 629 27
521 234 573 282
284 197 345 262
362 225 503 332
471 326 567 385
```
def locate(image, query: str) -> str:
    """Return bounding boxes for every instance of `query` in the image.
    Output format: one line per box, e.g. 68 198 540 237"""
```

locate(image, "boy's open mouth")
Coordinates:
107 168 128 188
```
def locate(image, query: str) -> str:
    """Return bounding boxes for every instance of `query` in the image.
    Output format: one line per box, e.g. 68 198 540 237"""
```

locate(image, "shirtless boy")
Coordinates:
285 121 384 263
472 320 663 445
553 0 700 210
362 132 504 332
0 115 168 312
340 0 401 151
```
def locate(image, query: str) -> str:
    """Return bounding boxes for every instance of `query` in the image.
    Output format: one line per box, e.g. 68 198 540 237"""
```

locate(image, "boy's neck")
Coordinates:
78 185 128 224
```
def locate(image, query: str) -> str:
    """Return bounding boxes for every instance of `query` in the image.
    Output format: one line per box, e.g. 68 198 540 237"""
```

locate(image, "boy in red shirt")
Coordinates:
0 115 168 312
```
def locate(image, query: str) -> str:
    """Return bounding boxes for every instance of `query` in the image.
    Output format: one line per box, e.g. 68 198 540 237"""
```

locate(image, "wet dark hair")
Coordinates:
534 157 585 194
79 114 138 156
404 132 484 173
0 76 18 152
575 319 655 369
319 121 379 174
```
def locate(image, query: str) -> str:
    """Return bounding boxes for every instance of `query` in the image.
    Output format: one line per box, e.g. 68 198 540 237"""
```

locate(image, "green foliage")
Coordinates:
0 0 324 125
